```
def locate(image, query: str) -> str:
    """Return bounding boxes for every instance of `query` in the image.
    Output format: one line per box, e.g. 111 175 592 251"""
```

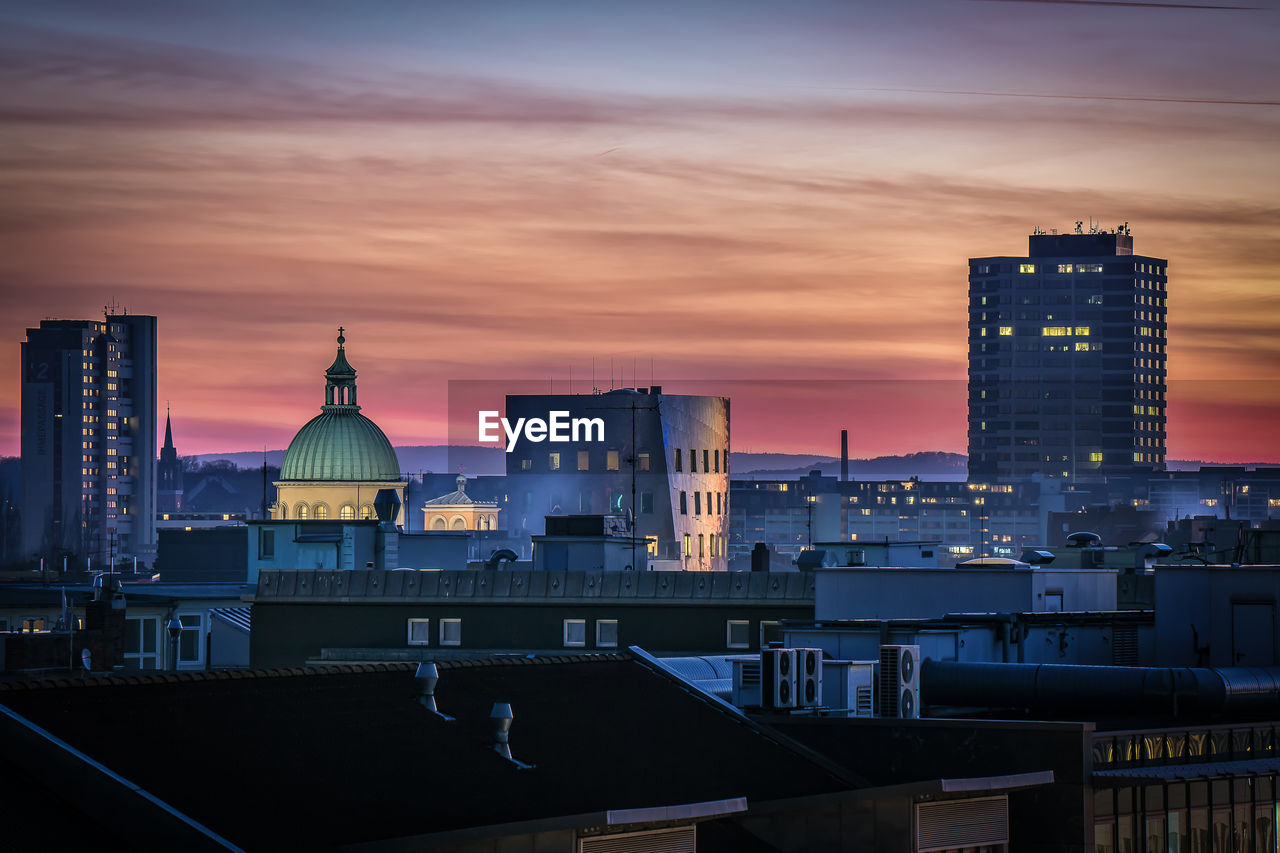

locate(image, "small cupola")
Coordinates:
324 327 359 409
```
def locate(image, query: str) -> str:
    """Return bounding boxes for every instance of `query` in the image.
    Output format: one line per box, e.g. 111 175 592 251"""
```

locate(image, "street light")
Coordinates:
166 616 182 671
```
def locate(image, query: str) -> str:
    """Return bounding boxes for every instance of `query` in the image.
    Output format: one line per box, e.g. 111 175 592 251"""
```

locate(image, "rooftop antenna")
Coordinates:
1075 221 1084 234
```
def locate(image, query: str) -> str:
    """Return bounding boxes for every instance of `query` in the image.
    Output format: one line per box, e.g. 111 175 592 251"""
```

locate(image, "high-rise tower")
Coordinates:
21 313 158 567
968 229 1167 484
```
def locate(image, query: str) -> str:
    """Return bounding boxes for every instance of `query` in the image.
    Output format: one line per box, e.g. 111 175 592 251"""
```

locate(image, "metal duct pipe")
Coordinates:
921 660 1280 716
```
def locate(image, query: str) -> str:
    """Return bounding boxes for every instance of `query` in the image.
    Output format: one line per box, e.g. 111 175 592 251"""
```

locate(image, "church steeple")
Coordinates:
162 407 175 455
323 327 359 410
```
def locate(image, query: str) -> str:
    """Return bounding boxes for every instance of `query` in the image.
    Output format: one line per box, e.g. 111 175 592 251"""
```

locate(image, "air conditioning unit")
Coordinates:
820 660 877 717
878 644 921 719
795 648 824 708
761 648 797 710
731 656 762 708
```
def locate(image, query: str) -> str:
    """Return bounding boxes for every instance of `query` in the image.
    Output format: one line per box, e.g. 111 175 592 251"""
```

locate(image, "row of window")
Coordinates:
682 532 726 558
678 490 726 515
278 502 376 521
404 618 774 650
674 448 728 474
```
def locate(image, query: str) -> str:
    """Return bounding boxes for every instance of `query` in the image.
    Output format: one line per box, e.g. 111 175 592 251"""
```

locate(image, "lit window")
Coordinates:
1041 327 1069 336
313 504 328 520
1057 264 1073 273
340 504 355 520
296 503 309 520
606 450 619 471
1089 452 1103 463
698 533 705 558
439 618 462 646
1079 263 1103 273
638 452 650 471
548 452 560 471
1074 326 1090 336
520 458 532 471
1075 342 1090 352
563 619 586 648
407 619 430 646
1019 264 1036 273
577 450 590 471
360 504 375 520
1133 452 1144 462
683 534 691 556
998 326 1013 336
596 620 619 648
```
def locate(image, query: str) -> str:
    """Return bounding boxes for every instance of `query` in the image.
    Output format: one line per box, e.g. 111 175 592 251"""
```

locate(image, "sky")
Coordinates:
1 0 1277 461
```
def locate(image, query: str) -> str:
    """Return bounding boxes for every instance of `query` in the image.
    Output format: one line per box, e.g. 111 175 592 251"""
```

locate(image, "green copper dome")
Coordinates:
279 329 401 482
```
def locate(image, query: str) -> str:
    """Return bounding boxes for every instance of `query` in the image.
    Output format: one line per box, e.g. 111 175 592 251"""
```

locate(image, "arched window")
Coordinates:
296 503 309 520
488 514 497 530
431 516 447 531
359 504 375 520
313 503 329 520
451 516 467 531
340 504 355 520
278 503 287 520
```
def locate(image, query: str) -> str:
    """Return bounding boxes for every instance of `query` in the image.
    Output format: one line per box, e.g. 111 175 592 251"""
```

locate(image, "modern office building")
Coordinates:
20 314 158 567
968 228 1167 484
504 389 730 570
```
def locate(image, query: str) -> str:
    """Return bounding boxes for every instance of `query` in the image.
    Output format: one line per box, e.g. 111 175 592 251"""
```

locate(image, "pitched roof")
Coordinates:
0 655 854 850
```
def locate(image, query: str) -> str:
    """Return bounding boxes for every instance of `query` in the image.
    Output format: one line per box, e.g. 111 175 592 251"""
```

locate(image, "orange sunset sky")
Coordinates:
1 0 1277 462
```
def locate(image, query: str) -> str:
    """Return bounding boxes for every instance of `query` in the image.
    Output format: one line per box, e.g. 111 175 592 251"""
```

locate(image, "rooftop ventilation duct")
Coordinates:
1020 549 1056 565
490 702 534 769
413 662 454 721
1065 531 1102 548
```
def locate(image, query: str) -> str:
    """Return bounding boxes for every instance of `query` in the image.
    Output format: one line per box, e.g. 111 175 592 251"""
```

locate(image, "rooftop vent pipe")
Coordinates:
490 702 534 769
413 662 454 721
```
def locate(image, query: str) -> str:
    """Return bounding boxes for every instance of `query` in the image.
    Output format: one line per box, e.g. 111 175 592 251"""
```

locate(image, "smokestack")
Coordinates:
840 430 849 482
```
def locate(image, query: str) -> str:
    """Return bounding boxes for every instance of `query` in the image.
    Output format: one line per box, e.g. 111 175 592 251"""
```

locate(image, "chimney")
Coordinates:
840 429 849 482
751 542 770 572
374 488 401 570
489 702 535 769
414 662 454 720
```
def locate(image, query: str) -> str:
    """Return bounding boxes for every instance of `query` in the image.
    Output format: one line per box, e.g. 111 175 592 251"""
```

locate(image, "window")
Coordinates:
563 619 587 648
177 613 203 668
698 533 705 558
1057 264 1073 273
360 504 375 520
714 449 720 472
296 503 309 520
716 492 722 514
694 492 701 515
549 452 560 471
124 616 159 669
638 452 650 472
340 504 355 520
577 450 590 471
606 450 619 471
760 620 783 648
1079 263 1103 273
440 618 462 646
679 491 687 514
1045 591 1063 613
640 491 653 514
407 618 431 645
1074 326 1091 336
683 533 691 557
690 450 697 473
1041 326 1069 336
313 503 329 520
674 448 682 472
998 326 1013 336
520 458 532 471
726 620 750 649
703 449 710 473
1075 342 1091 351
1019 263 1036 273
723 451 728 473
258 528 275 559
596 619 619 648
1089 451 1103 463
22 617 46 633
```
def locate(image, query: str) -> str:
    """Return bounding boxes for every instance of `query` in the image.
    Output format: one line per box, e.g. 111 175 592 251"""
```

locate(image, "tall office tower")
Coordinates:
968 230 1167 484
21 314 158 567
157 409 184 514
504 389 730 571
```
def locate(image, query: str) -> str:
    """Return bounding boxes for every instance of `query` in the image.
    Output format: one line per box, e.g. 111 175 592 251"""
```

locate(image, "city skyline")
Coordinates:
2 0 1277 461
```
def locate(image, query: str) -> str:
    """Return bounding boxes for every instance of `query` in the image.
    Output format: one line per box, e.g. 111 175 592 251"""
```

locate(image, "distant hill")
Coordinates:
735 451 968 481
190 447 968 480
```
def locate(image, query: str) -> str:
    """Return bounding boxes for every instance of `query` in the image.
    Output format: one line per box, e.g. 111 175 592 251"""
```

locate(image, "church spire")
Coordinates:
163 406 175 452
323 326 359 410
